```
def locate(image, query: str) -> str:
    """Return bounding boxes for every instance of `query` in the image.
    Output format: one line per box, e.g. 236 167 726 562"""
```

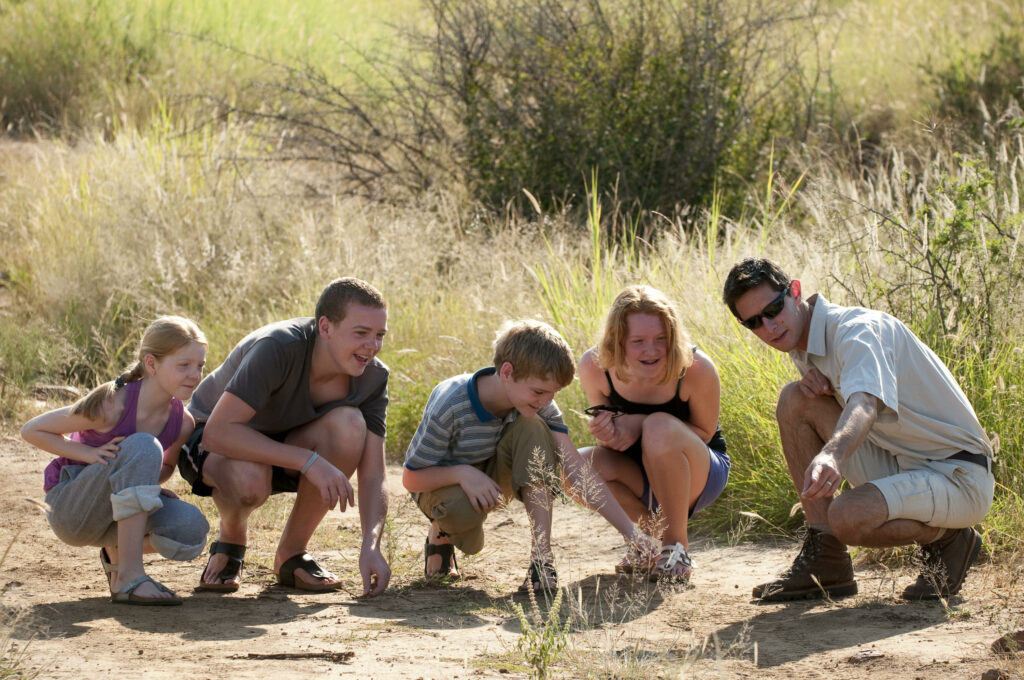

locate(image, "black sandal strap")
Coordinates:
424 538 459 577
278 553 329 586
208 541 246 582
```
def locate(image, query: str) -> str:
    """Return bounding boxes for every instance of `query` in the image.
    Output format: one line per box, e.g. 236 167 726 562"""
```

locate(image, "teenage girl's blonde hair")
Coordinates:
493 319 575 388
597 286 692 384
72 316 207 421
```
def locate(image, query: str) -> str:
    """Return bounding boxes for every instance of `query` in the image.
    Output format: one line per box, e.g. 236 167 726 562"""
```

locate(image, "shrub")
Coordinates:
224 0 817 234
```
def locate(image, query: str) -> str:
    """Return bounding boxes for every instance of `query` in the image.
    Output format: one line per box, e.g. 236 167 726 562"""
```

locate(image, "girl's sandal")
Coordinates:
519 561 558 593
649 542 693 584
99 547 118 590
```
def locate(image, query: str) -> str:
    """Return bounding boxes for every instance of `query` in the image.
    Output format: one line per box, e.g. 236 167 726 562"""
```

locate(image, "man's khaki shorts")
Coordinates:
841 440 994 528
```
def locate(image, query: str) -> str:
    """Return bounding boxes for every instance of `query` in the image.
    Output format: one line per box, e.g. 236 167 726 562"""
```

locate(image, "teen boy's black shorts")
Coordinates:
178 423 301 497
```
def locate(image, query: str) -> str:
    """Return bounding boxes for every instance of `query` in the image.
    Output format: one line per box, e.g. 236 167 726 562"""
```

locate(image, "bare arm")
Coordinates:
357 432 391 596
802 391 879 500
555 431 654 552
205 391 353 509
578 349 642 450
402 464 502 513
680 352 721 444
21 406 121 465
203 392 313 469
160 410 195 484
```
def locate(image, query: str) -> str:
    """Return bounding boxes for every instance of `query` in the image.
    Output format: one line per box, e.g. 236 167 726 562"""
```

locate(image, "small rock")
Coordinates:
848 649 885 664
981 669 1008 680
992 631 1024 657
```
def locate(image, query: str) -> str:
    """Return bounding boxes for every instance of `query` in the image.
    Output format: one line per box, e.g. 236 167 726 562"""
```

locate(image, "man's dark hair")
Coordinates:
722 257 792 318
315 277 386 323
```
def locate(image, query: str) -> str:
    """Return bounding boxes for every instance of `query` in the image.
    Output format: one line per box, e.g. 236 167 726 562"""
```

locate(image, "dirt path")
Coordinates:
1 430 1021 679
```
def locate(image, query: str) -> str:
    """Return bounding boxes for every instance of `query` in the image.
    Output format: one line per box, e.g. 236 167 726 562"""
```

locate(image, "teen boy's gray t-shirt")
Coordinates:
189 318 388 437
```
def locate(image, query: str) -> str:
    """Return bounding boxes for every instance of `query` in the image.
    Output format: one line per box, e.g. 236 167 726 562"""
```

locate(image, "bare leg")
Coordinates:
777 383 943 546
276 407 367 586
110 512 176 600
201 456 271 587
641 413 711 551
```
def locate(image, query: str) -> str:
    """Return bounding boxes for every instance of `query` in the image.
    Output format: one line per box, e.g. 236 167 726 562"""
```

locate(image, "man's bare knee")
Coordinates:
210 460 271 509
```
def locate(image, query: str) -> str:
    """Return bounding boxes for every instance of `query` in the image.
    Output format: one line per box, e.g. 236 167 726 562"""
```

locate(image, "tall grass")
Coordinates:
2 0 1023 551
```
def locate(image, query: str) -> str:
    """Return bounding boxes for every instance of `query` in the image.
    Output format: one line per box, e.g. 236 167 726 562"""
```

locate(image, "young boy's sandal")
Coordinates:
649 542 692 584
197 541 246 592
276 552 343 592
112 575 183 606
519 561 558 593
424 538 460 579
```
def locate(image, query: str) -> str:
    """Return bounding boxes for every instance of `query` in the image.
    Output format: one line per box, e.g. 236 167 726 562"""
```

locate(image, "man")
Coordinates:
179 277 391 596
722 257 994 601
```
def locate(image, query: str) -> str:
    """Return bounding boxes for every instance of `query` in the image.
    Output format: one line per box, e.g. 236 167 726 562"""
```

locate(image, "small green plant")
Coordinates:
512 587 568 680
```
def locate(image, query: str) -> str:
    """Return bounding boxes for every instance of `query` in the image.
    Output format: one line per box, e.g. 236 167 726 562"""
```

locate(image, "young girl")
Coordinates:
578 286 730 583
21 316 210 605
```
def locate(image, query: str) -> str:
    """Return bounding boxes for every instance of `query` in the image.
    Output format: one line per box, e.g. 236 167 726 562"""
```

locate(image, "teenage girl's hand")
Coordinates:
159 488 179 499
82 436 124 465
305 455 356 511
587 409 617 443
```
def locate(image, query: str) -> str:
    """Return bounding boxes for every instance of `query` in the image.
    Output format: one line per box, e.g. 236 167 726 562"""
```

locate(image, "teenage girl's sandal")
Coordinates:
424 538 460 579
197 541 246 592
276 552 343 592
519 561 558 593
649 542 692 584
112 575 183 606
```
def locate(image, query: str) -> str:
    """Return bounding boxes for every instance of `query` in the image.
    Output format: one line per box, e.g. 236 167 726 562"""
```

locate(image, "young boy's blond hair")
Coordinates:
494 320 575 388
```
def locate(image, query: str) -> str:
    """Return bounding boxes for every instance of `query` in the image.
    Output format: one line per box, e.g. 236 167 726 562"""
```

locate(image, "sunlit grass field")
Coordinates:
1 0 1022 547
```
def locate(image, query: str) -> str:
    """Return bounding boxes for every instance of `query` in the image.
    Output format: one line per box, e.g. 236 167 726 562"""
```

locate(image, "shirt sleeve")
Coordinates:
223 337 289 414
404 388 456 470
539 401 569 434
832 319 899 414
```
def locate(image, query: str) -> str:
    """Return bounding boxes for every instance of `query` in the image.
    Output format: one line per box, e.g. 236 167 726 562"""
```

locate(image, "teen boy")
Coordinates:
402 319 657 591
722 257 994 601
179 277 391 596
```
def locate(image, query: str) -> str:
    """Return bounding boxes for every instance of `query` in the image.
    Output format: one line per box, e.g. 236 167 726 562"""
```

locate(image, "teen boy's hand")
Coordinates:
359 546 391 597
458 466 503 513
305 456 356 511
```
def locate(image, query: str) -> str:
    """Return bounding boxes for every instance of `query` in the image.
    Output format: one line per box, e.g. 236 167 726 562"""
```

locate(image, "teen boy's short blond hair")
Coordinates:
493 320 575 388
597 285 693 384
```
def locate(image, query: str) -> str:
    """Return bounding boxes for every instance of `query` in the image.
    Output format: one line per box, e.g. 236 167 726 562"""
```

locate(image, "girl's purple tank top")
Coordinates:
42 380 184 491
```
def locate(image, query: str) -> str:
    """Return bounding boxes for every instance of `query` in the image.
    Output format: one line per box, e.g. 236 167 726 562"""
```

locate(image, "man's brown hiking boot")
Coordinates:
753 528 857 602
901 527 982 601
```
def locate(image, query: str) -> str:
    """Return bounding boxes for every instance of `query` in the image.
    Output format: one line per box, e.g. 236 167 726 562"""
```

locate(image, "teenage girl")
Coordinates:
21 316 210 605
578 286 730 583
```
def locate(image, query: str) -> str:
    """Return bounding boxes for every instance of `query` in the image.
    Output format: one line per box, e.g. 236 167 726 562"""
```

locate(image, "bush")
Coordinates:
225 0 817 234
925 27 1024 143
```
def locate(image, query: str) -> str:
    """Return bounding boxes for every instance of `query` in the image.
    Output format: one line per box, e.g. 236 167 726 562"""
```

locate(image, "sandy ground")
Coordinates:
2 429 1022 680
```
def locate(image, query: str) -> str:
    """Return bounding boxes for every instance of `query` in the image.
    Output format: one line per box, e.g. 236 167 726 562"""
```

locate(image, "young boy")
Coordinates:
179 277 391 596
402 319 657 591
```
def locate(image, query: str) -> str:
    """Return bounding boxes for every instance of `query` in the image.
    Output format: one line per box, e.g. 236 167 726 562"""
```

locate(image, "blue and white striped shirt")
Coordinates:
403 367 568 470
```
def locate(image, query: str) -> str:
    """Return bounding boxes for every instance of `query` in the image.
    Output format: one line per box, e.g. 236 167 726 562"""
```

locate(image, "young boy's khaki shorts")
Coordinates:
840 439 994 528
413 416 560 554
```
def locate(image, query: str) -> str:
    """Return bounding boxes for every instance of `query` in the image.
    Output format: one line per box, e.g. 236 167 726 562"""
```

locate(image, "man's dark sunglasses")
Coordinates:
584 404 624 417
738 289 789 330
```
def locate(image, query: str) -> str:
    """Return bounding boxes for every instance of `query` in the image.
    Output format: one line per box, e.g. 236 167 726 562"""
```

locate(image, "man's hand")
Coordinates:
458 466 503 513
802 451 841 500
359 547 391 597
306 455 356 510
799 367 834 399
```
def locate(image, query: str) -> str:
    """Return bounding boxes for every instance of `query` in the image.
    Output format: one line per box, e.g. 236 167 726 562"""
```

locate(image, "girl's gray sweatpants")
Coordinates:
45 432 209 561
